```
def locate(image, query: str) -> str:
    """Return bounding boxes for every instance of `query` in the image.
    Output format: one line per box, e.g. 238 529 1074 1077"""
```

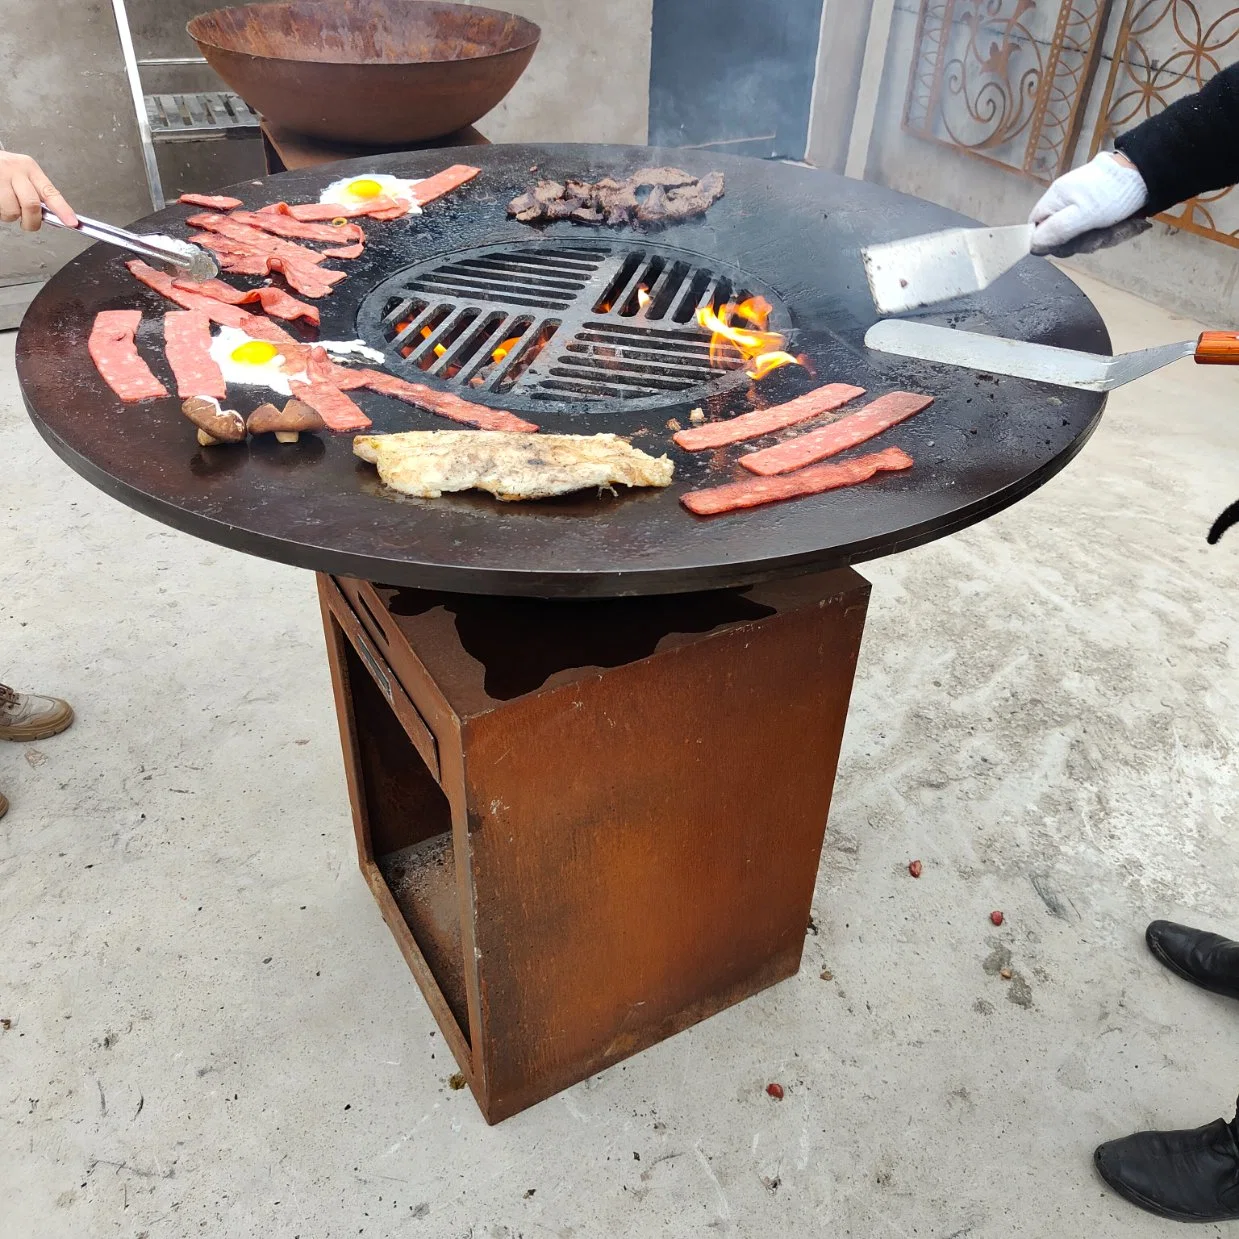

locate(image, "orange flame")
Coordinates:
492 336 521 364
420 325 446 358
637 285 651 309
696 300 803 381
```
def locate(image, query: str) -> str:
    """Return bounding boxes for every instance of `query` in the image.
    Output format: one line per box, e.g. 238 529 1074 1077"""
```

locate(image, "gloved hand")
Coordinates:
1029 152 1149 252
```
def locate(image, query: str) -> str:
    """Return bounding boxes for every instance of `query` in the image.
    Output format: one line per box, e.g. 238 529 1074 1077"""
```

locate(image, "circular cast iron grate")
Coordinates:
354 239 795 416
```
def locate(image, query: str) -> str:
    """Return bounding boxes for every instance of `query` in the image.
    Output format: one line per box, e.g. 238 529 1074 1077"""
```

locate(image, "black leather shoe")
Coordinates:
1146 920 1239 1001
1095 1114 1239 1221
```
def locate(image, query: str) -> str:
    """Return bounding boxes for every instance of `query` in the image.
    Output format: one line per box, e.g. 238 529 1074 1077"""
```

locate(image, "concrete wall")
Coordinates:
859 0 1239 328
461 0 652 144
807 0 875 175
0 0 150 286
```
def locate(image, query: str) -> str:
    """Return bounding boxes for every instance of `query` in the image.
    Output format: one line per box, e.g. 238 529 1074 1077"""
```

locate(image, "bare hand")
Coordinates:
0 152 78 231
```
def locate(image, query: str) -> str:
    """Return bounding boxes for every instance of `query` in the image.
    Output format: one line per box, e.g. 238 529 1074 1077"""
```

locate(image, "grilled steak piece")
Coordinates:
508 167 725 228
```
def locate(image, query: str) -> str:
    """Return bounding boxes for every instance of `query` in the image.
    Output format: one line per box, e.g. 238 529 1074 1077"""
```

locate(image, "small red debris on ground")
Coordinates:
1000 968 1013 981
766 1083 785 1100
908 860 923 878
991 910 1004 926
448 1072 467 1090
819 969 833 982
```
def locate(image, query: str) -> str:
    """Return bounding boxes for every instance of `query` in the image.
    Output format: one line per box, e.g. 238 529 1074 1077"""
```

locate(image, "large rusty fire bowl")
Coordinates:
188 0 540 145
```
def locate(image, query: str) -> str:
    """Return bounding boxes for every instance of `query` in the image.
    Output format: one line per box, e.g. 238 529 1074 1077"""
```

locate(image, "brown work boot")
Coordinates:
0 684 74 742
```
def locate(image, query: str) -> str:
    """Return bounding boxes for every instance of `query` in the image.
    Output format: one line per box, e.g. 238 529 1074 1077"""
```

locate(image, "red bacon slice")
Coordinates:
127 259 254 328
740 392 934 476
289 380 372 432
230 207 364 245
172 276 320 325
355 369 538 432
164 310 225 399
190 235 348 299
412 164 481 206
179 192 243 210
674 383 867 452
88 310 167 401
682 447 914 516
322 240 365 260
185 213 329 265
282 195 407 222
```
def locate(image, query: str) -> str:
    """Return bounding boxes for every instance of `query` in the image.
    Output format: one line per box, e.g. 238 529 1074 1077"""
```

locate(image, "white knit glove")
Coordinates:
1029 153 1149 252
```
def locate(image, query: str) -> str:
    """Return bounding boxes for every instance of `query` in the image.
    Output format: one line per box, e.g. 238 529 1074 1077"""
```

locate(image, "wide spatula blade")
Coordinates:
862 225 1034 315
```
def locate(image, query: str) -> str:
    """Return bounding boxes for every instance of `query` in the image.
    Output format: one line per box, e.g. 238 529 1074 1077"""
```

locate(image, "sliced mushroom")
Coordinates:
247 398 325 444
183 396 246 447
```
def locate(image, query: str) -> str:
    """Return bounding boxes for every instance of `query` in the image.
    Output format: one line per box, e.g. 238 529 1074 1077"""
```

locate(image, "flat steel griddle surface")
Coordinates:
16 143 1109 597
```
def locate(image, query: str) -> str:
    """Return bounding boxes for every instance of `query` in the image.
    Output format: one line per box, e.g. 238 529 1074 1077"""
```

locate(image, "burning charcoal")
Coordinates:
630 166 698 189
533 180 566 205
637 184 670 224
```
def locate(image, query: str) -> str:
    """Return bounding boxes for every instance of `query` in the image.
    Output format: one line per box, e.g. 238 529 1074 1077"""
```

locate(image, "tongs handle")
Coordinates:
40 205 218 280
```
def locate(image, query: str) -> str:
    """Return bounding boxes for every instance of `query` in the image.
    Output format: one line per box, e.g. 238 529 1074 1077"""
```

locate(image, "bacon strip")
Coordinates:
322 240 365 260
164 310 225 399
179 192 243 210
172 276 320 325
289 381 372 432
186 213 330 265
88 310 167 401
674 383 866 452
740 392 933 476
190 235 348 299
355 369 538 432
230 207 364 245
411 164 481 206
127 259 254 328
281 195 408 222
682 447 914 516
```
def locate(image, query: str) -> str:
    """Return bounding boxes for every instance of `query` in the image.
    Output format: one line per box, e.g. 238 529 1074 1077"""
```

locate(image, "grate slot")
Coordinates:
459 316 528 387
533 378 633 400
389 302 441 357
547 364 702 392
427 309 483 378
637 261 691 322
445 312 510 379
453 253 602 278
495 322 561 393
408 278 573 311
593 252 644 314
435 260 590 293
399 306 455 368
564 342 733 381
620 256 667 318
472 316 536 389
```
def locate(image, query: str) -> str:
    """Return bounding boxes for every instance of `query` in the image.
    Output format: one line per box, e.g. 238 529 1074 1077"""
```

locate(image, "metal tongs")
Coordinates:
41 205 219 281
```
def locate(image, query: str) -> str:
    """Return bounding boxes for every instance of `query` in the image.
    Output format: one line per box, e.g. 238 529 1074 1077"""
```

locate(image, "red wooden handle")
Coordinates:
1195 332 1239 364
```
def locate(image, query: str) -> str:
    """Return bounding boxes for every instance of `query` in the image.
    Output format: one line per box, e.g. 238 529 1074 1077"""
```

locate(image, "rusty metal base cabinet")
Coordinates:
318 569 869 1123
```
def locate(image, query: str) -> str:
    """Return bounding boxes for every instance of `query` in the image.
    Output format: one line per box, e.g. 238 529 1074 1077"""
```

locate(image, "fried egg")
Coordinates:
208 325 304 396
318 173 422 215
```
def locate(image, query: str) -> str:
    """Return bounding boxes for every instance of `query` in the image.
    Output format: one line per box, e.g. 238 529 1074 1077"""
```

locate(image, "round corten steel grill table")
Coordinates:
16 145 1109 1123
17 143 1107 599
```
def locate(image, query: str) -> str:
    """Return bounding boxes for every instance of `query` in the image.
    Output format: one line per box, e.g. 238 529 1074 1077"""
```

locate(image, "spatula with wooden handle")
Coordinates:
864 319 1239 392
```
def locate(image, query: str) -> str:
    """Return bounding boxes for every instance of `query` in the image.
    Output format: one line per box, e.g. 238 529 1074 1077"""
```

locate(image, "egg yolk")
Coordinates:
347 178 385 200
230 341 280 366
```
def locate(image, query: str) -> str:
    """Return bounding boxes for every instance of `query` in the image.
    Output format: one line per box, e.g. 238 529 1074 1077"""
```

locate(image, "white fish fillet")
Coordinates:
354 431 675 501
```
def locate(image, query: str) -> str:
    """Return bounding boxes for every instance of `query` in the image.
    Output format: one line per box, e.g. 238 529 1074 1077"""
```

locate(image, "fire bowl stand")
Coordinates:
318 567 869 1123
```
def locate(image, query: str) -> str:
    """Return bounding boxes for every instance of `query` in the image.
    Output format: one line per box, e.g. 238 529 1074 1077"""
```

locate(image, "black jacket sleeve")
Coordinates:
1115 62 1239 215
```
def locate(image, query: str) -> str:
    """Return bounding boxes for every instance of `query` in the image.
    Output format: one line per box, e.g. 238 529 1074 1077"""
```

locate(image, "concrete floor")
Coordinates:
1 271 1237 1239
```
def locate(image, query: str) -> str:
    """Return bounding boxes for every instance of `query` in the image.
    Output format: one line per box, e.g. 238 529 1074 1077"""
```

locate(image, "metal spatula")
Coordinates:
864 319 1239 392
862 218 1151 316
41 206 219 281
